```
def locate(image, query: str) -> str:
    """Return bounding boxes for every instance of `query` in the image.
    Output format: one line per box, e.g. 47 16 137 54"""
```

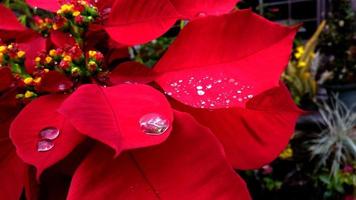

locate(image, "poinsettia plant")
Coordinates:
0 0 302 199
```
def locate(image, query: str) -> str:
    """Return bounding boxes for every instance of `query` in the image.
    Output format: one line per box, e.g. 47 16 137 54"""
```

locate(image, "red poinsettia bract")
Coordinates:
1 1 301 199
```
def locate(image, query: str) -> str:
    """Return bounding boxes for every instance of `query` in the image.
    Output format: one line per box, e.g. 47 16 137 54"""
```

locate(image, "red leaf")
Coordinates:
168 0 238 19
37 71 73 92
105 0 238 45
10 95 85 178
26 0 61 12
0 67 14 92
0 119 26 200
172 84 302 169
50 30 76 49
18 33 47 74
0 4 27 31
67 111 251 200
58 84 173 155
154 10 298 109
109 61 155 84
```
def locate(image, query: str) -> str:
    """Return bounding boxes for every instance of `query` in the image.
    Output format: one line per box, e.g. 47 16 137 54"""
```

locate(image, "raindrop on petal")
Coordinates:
197 90 205 96
37 140 54 152
39 127 60 140
139 113 170 135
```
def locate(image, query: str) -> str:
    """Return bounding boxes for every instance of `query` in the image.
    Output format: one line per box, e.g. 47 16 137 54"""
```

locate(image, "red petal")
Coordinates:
26 0 61 12
172 84 302 169
67 111 251 200
105 0 179 45
109 61 155 84
0 4 27 31
18 33 47 74
154 10 297 109
58 84 173 154
0 67 14 92
105 0 238 45
50 30 76 49
10 95 85 178
0 119 26 200
37 71 73 92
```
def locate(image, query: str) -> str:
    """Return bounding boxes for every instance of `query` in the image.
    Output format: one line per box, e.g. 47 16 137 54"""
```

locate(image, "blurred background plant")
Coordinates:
282 21 325 107
236 0 356 199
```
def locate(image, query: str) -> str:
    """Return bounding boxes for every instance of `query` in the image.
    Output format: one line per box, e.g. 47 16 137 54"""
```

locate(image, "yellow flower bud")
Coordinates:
45 56 53 64
63 55 72 62
23 77 33 85
52 23 59 30
88 50 97 57
0 46 7 53
24 91 36 98
17 50 26 58
72 11 81 17
35 56 41 63
34 77 42 84
49 49 57 57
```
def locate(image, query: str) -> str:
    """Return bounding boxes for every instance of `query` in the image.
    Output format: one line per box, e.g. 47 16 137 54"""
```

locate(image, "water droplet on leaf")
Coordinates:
39 127 60 140
37 140 54 152
139 113 169 135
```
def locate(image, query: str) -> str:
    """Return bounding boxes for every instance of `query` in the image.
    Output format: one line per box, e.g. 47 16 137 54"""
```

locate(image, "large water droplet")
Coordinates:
39 127 60 140
139 113 169 135
37 140 54 152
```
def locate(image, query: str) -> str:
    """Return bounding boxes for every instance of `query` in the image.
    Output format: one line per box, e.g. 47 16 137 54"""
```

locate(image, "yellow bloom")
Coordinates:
297 61 307 68
279 146 293 159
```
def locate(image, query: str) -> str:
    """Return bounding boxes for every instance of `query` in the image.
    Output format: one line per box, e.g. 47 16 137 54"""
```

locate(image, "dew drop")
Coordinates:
37 140 54 152
197 90 205 96
39 127 60 140
197 12 207 17
206 84 212 89
139 113 169 135
247 94 254 99
237 90 242 94
196 85 203 90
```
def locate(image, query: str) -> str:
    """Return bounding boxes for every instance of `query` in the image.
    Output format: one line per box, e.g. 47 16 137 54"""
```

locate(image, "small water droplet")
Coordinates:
206 84 212 89
226 99 231 104
196 85 203 90
247 94 254 99
197 90 205 96
37 140 54 152
139 113 169 135
237 90 242 94
197 12 207 17
170 82 177 87
178 80 183 83
39 127 60 140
